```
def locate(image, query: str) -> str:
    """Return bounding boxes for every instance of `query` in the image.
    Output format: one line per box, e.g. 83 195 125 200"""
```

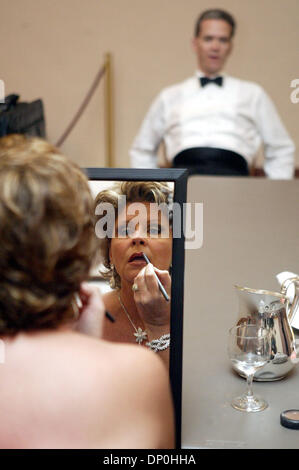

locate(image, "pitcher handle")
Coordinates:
281 276 299 322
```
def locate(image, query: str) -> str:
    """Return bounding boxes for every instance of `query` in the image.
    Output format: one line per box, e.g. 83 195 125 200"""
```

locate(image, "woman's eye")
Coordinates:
149 225 162 235
117 225 136 237
117 225 128 236
126 226 136 236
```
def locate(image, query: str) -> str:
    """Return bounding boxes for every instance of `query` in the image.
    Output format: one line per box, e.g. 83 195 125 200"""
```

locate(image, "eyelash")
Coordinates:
149 225 162 235
204 38 229 43
117 225 162 236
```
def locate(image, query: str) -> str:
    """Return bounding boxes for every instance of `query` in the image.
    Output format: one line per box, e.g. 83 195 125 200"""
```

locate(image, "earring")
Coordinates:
71 295 80 320
109 262 116 289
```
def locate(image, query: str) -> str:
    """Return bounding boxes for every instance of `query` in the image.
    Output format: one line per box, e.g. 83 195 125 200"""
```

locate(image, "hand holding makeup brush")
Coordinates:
73 282 105 338
132 263 171 332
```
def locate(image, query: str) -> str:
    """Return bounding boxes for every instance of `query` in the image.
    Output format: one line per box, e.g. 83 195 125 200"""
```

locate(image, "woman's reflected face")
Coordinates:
109 201 172 285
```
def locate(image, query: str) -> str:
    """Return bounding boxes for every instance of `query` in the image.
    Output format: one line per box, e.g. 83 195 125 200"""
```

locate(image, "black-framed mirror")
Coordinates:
85 167 187 449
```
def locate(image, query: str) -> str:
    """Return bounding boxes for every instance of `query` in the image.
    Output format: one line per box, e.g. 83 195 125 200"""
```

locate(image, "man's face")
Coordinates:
192 19 233 76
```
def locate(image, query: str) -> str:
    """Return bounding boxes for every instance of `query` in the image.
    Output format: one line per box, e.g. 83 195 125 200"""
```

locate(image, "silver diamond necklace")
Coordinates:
117 293 148 345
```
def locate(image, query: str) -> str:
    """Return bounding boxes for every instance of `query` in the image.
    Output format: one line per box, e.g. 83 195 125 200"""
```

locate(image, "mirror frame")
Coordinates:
85 167 188 449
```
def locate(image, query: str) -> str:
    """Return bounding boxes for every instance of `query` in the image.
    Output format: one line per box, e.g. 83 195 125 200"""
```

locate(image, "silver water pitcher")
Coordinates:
234 285 297 381
280 276 299 330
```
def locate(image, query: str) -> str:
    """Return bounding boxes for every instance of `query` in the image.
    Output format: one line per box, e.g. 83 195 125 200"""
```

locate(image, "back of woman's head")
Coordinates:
0 137 98 335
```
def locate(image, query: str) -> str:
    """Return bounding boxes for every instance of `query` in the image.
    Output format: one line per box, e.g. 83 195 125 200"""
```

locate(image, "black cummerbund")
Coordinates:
172 147 249 176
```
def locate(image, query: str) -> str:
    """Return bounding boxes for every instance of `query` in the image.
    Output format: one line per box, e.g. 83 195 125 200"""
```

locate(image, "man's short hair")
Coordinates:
194 9 236 38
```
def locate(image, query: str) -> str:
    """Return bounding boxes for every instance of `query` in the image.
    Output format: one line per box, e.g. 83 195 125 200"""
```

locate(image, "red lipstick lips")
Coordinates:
129 252 147 262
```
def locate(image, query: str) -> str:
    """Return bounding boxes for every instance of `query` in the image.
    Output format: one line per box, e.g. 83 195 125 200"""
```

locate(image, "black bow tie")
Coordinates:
200 76 223 87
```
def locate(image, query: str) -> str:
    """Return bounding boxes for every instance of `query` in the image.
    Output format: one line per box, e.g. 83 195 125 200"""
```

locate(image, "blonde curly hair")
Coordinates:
0 137 99 335
94 181 172 289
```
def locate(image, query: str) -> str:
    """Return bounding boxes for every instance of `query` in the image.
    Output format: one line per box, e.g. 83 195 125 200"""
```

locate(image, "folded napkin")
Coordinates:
276 271 298 302
276 271 299 329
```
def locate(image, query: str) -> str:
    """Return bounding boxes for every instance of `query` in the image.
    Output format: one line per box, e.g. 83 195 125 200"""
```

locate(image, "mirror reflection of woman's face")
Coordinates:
109 201 172 285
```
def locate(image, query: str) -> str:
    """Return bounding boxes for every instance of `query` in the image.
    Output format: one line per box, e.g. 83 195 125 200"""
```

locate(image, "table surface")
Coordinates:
181 176 299 449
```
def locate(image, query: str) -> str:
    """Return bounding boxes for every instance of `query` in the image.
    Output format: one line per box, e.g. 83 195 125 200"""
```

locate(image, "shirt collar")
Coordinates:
195 69 227 79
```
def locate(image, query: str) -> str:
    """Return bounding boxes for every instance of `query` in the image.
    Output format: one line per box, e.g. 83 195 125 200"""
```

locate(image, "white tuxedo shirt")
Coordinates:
130 72 295 179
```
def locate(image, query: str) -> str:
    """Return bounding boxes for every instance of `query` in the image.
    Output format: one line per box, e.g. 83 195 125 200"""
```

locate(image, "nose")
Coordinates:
131 226 147 245
132 237 146 246
211 39 220 51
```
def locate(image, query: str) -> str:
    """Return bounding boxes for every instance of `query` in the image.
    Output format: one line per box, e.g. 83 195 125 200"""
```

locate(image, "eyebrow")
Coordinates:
203 34 230 40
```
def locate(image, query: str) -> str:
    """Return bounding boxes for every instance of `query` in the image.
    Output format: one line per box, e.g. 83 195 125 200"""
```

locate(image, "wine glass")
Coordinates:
228 324 271 412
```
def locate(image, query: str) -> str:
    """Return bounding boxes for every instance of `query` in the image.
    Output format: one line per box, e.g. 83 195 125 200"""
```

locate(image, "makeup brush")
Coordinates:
105 311 115 323
142 252 170 302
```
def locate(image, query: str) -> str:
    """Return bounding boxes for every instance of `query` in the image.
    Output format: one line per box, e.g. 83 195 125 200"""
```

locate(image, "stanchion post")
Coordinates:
104 53 114 167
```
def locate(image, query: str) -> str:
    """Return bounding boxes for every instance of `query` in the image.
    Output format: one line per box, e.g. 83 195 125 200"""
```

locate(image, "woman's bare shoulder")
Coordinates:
92 342 175 448
23 330 169 399
52 333 175 448
3 331 174 448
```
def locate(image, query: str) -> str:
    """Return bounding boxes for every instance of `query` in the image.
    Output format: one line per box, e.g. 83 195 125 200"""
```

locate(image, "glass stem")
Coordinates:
246 374 254 399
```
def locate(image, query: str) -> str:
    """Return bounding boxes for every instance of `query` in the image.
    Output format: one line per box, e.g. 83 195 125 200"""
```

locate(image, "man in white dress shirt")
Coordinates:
130 9 295 178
